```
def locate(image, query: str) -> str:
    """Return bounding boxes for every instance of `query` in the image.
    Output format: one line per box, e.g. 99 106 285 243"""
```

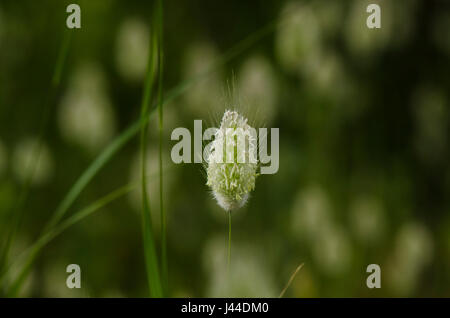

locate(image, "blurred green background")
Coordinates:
0 0 449 297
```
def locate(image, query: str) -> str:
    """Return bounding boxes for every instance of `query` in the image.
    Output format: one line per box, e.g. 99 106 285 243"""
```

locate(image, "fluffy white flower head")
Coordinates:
206 110 258 211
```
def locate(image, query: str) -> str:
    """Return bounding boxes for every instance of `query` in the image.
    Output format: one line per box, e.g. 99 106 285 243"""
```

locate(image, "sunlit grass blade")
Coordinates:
279 263 304 298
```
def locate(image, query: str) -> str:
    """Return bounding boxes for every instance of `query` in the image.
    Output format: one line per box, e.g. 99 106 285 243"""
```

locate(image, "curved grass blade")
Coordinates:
0 30 73 275
279 263 304 298
44 120 141 233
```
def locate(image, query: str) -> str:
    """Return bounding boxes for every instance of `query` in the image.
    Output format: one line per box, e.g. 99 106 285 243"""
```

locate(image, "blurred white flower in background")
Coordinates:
344 0 393 61
309 52 343 91
12 138 53 186
203 236 276 297
291 186 332 243
238 55 278 125
307 51 357 105
412 86 448 165
0 139 7 177
387 222 433 296
291 186 352 275
276 2 322 75
276 2 357 108
396 223 433 269
58 62 116 154
115 18 150 82
312 225 352 275
349 195 386 245
344 0 418 60
183 42 223 118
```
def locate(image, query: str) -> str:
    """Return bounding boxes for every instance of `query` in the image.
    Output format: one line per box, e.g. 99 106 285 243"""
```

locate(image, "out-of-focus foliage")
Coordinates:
0 0 449 297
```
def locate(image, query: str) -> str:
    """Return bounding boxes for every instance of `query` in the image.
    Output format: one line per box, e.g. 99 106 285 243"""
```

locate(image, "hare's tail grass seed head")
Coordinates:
206 110 258 211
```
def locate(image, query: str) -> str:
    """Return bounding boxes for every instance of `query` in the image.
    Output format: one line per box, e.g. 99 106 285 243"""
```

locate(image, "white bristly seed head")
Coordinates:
206 110 258 211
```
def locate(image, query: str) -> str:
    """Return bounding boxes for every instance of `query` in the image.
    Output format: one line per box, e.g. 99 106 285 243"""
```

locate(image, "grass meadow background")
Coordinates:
0 0 449 297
